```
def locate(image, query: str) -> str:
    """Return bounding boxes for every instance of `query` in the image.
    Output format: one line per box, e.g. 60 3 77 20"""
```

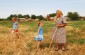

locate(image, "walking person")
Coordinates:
11 17 19 39
35 21 44 50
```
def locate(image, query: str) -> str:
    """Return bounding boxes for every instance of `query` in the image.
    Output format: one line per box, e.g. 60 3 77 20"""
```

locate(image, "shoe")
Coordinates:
62 48 67 51
55 48 59 51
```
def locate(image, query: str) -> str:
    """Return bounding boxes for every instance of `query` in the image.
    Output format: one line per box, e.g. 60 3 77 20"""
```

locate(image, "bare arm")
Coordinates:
57 23 67 27
54 16 57 21
38 28 40 37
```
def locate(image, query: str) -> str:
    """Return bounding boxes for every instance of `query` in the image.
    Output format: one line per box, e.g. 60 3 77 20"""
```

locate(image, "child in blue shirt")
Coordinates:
36 21 44 50
11 17 19 39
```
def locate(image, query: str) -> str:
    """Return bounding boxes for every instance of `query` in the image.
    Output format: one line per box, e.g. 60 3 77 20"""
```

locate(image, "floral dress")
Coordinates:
51 17 66 43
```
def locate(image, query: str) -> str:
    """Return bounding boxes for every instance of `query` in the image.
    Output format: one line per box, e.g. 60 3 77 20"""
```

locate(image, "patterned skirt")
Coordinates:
50 27 66 43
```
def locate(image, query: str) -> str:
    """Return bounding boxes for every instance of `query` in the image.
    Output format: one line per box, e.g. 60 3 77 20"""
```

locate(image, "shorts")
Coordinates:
35 35 44 41
12 29 18 33
14 29 18 32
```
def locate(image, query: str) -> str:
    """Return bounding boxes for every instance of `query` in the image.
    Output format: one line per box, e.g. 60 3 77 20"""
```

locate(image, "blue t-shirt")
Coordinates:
13 22 18 30
38 27 43 35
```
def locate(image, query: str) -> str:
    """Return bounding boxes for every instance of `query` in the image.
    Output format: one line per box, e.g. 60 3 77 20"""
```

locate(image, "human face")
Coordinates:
40 22 43 27
13 19 17 22
56 10 63 18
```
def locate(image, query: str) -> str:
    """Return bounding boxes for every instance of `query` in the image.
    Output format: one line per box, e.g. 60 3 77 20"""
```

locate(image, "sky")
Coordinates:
0 0 85 18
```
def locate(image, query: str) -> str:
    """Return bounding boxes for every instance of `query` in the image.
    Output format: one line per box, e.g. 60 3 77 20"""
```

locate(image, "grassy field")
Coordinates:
0 21 85 55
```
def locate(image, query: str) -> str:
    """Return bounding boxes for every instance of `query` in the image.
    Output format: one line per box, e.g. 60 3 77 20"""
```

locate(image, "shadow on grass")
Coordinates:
40 42 56 49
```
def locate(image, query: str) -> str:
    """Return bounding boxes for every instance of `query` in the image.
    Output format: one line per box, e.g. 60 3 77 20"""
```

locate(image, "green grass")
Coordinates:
0 21 12 28
68 39 85 45
68 21 85 28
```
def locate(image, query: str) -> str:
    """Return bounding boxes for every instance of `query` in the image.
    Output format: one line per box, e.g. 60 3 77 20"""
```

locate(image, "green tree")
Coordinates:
24 14 30 19
7 14 17 20
31 15 36 20
49 13 56 17
67 12 80 20
37 15 44 20
0 18 3 21
18 14 24 18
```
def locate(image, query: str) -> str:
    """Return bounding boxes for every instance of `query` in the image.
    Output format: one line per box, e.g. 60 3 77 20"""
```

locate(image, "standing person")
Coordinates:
51 10 67 51
36 21 44 50
11 17 19 39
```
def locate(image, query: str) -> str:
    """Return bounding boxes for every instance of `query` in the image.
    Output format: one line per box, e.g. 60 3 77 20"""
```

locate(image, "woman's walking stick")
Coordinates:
49 27 58 48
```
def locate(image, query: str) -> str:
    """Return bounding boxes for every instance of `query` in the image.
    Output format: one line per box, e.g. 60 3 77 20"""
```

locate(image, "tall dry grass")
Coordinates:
0 21 85 55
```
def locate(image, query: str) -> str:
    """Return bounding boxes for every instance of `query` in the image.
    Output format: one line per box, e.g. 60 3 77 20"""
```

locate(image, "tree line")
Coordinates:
7 14 45 21
0 12 80 21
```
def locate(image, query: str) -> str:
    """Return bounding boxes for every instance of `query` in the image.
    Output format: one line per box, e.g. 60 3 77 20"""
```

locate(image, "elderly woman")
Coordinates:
52 10 67 51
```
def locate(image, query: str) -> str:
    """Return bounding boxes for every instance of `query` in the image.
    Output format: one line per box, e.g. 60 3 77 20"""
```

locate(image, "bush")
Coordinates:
67 12 80 20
